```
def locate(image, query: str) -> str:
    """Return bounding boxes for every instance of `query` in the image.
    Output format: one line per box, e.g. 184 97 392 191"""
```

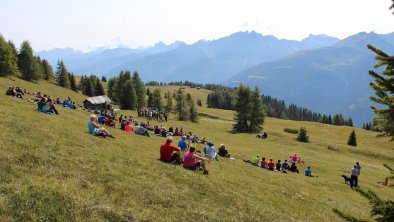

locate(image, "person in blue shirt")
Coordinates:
305 166 317 177
98 115 106 124
205 141 217 160
136 124 150 137
178 136 188 151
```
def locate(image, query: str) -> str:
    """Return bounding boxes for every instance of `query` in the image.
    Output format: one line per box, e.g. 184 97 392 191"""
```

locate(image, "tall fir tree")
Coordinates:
147 91 154 107
347 129 357 146
106 77 117 100
18 41 39 81
151 89 163 111
0 35 19 77
95 78 105 95
175 89 189 121
69 73 78 92
367 44 394 140
120 79 137 110
233 84 252 132
248 87 266 132
186 93 198 122
132 71 146 108
101 76 107 82
165 91 173 112
56 60 70 88
83 78 94 97
42 59 54 80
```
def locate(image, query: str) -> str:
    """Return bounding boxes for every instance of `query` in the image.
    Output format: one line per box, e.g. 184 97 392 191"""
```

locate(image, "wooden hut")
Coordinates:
83 95 111 110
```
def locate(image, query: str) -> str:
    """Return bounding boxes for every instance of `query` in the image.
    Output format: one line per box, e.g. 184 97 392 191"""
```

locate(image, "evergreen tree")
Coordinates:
33 56 43 79
69 73 78 92
146 88 151 96
18 41 39 81
328 115 332 125
248 87 266 132
107 77 117 100
0 35 19 77
101 76 107 82
42 59 53 80
7 40 18 59
147 91 154 107
175 89 189 121
120 79 137 110
165 91 173 112
186 93 198 122
83 78 94 97
367 44 394 140
347 129 357 146
151 89 163 110
297 127 310 143
95 78 105 95
132 71 146 108
233 84 252 132
197 99 202 106
56 60 70 88
346 118 354 127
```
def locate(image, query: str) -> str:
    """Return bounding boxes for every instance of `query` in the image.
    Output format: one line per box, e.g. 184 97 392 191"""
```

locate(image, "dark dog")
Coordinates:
342 175 351 184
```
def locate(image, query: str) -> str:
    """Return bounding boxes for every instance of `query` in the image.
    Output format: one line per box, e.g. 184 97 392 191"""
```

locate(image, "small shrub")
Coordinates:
332 208 360 222
197 99 202 106
284 128 298 134
347 129 357 146
297 127 309 143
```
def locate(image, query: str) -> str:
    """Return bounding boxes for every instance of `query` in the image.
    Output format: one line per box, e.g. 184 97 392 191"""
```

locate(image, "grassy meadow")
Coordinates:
0 76 393 221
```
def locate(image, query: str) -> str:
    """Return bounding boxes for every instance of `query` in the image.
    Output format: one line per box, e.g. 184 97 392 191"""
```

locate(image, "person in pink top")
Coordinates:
183 146 210 175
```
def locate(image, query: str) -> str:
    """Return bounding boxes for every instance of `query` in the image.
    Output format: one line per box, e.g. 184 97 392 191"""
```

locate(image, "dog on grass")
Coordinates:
341 175 352 184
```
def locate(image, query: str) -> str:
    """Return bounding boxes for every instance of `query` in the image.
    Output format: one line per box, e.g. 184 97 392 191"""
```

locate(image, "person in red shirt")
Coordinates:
267 158 275 171
160 136 181 163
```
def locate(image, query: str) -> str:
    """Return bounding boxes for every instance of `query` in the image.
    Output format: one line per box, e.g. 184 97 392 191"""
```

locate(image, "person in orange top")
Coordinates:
160 136 181 163
124 121 135 134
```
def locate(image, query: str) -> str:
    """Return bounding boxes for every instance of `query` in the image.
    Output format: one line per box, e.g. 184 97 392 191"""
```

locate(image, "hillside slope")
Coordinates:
0 77 393 221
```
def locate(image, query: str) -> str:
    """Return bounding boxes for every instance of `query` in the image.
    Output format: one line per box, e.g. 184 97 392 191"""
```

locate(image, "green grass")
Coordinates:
1 77 394 221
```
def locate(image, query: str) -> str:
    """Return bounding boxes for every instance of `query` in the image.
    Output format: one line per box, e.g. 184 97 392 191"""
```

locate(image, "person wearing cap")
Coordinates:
178 136 188 151
205 141 217 159
160 136 181 163
218 144 230 158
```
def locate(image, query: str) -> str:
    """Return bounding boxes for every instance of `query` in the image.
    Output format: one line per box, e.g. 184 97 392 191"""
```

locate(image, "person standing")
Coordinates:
350 165 359 189
355 162 361 175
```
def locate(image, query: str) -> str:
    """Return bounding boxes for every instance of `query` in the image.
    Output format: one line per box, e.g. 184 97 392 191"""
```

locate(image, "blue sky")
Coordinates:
0 0 393 51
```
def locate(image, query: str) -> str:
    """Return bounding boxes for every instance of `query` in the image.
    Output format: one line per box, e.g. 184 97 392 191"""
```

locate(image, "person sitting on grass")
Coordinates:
218 144 230 158
160 136 181 164
37 98 46 112
183 146 210 175
98 115 106 124
178 136 189 151
42 98 59 115
205 141 217 160
276 160 282 171
304 166 317 177
243 155 259 166
289 162 300 173
268 159 275 171
87 114 115 138
124 121 135 134
136 124 150 137
105 116 116 128
281 159 289 170
260 157 268 169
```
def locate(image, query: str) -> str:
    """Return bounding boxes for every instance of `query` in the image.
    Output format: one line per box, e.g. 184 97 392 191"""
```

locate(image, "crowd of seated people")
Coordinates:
5 86 26 98
244 153 307 175
37 97 59 115
138 107 169 121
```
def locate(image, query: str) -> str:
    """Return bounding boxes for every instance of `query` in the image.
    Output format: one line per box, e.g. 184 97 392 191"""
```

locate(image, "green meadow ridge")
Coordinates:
0 77 393 221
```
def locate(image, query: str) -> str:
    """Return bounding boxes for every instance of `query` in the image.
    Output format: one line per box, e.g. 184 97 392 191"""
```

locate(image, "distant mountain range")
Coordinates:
38 31 394 126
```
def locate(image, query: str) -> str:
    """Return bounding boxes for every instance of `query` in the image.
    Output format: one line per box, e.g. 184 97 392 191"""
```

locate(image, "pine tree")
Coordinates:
106 77 117 100
69 73 78 92
197 99 202 106
120 79 137 110
0 35 19 77
175 89 189 121
151 89 163 111
297 127 310 143
42 59 53 80
347 118 354 127
367 44 394 140
18 41 39 81
132 71 146 108
186 93 198 122
147 91 154 107
101 76 107 82
95 78 105 95
83 78 94 96
165 91 173 112
248 87 266 132
233 84 252 132
56 60 70 88
347 129 357 146
146 88 151 96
